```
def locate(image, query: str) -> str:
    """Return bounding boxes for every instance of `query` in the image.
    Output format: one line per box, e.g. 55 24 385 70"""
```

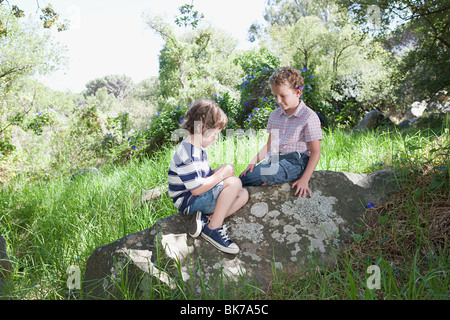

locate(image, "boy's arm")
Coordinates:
240 133 272 177
291 140 321 198
190 165 235 196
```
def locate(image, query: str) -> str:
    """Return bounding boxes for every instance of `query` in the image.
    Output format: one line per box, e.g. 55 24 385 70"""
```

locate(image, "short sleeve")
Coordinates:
302 113 323 142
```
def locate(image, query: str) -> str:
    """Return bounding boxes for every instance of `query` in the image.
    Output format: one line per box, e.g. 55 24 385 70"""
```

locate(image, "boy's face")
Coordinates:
195 128 221 148
271 83 302 115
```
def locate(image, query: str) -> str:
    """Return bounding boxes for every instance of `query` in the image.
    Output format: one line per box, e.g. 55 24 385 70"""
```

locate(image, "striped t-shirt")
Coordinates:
168 140 212 214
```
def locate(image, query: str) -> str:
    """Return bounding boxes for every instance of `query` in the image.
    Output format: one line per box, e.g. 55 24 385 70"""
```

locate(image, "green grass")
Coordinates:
0 125 448 300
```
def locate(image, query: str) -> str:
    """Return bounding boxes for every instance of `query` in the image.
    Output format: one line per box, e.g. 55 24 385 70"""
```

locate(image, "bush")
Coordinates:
243 96 277 130
213 92 240 130
237 66 277 126
144 103 189 151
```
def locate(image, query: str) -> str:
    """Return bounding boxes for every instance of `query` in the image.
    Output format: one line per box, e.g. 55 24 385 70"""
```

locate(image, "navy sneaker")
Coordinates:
201 224 239 254
189 211 209 238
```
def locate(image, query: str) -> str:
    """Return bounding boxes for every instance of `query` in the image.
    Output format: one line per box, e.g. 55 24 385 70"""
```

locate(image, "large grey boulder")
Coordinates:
354 110 388 131
83 170 399 299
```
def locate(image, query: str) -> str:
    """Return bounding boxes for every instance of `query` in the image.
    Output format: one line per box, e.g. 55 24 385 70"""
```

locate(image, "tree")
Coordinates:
84 74 134 100
0 0 68 32
143 10 241 105
174 1 204 29
248 0 334 42
259 1 396 126
0 6 67 158
336 0 450 100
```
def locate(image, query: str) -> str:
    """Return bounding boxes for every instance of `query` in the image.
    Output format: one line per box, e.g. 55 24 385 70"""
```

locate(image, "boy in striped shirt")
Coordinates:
168 99 248 254
240 66 323 198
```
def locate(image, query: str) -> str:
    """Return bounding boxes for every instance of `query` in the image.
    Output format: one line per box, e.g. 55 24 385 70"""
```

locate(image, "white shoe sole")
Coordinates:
188 211 203 238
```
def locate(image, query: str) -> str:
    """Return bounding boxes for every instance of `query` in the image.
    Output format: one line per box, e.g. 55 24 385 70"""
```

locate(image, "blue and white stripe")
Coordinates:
168 140 212 214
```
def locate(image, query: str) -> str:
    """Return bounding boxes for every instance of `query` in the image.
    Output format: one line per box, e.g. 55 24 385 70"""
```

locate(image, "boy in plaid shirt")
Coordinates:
240 66 322 198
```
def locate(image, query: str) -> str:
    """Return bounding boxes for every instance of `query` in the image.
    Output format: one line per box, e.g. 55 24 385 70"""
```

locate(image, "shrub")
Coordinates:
237 66 276 126
144 103 189 151
243 96 278 130
213 92 240 130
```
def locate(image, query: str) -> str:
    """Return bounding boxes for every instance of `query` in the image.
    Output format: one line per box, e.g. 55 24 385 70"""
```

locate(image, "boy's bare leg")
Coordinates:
223 187 248 218
208 176 248 229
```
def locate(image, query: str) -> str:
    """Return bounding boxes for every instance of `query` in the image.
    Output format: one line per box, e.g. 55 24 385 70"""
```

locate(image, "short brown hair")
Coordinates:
182 99 228 134
269 66 304 91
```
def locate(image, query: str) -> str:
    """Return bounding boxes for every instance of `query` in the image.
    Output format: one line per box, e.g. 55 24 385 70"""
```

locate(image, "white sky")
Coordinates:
8 0 267 93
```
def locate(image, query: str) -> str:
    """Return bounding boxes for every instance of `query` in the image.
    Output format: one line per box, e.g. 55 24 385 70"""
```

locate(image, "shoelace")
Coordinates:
218 225 231 243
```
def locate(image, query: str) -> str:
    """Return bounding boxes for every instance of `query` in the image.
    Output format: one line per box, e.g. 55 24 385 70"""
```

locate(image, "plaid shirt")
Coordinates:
266 100 322 157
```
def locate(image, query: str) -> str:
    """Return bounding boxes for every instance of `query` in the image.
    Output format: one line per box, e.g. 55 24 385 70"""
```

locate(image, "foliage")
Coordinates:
144 102 189 151
336 0 450 101
248 0 333 42
174 1 204 29
46 103 148 171
144 11 241 106
265 4 397 121
213 92 240 130
84 74 134 100
0 6 67 162
0 1 68 32
243 96 277 130
232 48 280 126
0 7 67 87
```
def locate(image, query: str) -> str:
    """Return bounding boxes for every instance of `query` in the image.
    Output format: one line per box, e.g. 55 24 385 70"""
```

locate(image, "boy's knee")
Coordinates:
222 164 235 176
240 188 249 202
224 175 242 188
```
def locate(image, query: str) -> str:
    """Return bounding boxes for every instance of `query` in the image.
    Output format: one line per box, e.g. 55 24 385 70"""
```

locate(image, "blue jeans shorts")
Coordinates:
239 152 310 186
187 181 224 215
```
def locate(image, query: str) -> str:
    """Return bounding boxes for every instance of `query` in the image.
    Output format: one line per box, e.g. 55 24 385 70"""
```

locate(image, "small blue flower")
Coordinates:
132 145 136 150
366 202 375 208
301 67 308 72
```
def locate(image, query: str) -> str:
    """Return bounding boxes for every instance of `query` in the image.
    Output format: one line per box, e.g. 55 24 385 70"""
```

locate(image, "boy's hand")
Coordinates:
291 177 311 198
239 164 255 177
215 164 235 179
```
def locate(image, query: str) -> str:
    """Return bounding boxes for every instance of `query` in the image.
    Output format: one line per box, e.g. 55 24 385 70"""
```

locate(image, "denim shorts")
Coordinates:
187 181 223 215
239 152 310 186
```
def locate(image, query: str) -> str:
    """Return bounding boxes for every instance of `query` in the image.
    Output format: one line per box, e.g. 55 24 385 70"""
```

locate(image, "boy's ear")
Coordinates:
193 121 203 134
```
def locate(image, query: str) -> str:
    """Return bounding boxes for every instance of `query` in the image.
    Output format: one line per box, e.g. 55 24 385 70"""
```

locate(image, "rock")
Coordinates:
83 170 399 299
354 110 387 131
398 117 418 129
406 101 428 119
142 186 168 202
405 91 449 120
0 234 12 297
